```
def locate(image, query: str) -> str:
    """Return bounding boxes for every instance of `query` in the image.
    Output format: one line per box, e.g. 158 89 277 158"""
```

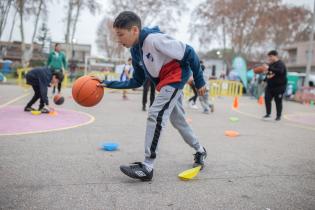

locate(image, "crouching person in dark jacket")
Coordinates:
24 67 62 113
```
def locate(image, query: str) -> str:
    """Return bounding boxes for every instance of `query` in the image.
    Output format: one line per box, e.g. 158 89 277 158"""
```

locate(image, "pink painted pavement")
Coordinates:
0 106 93 135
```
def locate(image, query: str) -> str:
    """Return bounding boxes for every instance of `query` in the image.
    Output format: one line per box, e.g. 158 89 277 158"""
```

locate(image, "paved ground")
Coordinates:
0 84 315 210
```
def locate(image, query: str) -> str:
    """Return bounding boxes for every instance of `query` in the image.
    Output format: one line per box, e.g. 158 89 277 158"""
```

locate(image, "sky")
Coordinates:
1 0 314 57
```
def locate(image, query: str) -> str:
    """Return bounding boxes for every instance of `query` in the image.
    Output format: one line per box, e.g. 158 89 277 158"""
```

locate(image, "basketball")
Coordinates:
53 94 64 105
253 65 266 74
72 76 104 107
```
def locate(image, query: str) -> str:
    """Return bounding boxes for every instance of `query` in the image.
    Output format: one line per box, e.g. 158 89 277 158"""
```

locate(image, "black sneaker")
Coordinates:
120 162 153 181
275 116 281 121
40 107 50 114
193 147 207 170
262 114 271 120
24 106 36 112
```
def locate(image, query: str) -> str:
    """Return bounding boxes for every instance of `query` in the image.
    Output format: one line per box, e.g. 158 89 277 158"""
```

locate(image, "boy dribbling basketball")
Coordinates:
97 11 207 181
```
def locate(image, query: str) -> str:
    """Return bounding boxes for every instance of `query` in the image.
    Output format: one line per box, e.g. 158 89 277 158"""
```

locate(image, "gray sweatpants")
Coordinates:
144 85 202 168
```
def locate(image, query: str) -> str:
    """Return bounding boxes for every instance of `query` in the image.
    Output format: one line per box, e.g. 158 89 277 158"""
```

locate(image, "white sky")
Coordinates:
1 0 313 56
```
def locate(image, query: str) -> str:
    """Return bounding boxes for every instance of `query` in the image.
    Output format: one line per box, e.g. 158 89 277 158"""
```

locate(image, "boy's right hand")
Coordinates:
90 75 103 82
97 83 107 87
198 85 207 96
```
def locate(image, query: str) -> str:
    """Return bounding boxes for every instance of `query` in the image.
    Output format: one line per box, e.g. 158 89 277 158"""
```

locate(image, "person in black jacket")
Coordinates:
262 50 287 121
24 67 62 113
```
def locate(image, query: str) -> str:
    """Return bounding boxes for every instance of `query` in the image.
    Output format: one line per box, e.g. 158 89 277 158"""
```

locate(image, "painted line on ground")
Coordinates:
0 92 30 109
233 108 315 132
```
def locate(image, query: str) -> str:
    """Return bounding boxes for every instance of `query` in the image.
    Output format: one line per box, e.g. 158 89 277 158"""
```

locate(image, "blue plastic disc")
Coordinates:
99 142 119 151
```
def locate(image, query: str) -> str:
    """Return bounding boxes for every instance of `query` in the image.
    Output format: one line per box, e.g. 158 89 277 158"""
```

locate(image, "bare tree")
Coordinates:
191 0 312 60
267 5 312 50
25 0 45 63
95 0 186 59
13 0 51 66
192 0 281 57
37 21 50 52
14 0 30 67
0 0 13 39
96 17 126 59
108 0 186 33
9 9 18 42
64 0 101 59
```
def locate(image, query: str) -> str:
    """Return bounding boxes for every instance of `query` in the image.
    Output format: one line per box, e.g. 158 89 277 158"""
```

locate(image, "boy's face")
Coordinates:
51 76 59 86
268 55 278 64
114 26 139 48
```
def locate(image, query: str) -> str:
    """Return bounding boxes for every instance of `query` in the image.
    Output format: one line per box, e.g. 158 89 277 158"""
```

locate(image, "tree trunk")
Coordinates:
0 1 12 39
9 10 18 41
18 0 27 67
65 0 73 59
70 1 82 59
27 0 43 64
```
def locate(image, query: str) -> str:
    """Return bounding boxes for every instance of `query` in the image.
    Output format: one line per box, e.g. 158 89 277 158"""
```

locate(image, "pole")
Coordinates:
305 0 315 86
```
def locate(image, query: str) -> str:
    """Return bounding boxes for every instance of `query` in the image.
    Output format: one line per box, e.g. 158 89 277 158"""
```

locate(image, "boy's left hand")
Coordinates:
198 86 207 96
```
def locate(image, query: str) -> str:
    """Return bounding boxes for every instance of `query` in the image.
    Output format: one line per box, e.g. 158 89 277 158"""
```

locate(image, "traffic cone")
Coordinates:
258 96 264 105
233 96 239 109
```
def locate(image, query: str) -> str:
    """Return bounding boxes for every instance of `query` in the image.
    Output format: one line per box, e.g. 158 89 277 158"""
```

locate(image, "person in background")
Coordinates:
47 43 67 94
24 67 62 113
120 58 133 100
199 60 214 113
262 50 287 121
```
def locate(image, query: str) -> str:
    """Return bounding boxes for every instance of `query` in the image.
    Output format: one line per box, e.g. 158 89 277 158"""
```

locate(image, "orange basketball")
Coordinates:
253 65 266 74
72 76 104 107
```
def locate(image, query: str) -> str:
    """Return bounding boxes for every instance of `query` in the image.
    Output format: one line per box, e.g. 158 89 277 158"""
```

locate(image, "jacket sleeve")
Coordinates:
152 34 186 60
62 53 67 70
181 45 205 89
47 52 52 67
268 61 285 75
103 60 145 89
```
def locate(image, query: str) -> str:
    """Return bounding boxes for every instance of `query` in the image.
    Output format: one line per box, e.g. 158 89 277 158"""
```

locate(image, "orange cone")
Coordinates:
258 96 264 105
233 96 239 109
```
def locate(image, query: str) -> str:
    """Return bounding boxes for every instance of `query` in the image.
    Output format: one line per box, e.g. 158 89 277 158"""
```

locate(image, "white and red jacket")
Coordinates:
104 27 205 91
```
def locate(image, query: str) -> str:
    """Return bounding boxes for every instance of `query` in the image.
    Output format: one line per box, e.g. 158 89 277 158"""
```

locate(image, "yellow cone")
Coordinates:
31 110 41 115
178 166 201 180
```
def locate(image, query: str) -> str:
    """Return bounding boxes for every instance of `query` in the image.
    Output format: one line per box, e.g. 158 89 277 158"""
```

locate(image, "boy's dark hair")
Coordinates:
52 71 63 81
113 11 141 30
267 50 278 56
